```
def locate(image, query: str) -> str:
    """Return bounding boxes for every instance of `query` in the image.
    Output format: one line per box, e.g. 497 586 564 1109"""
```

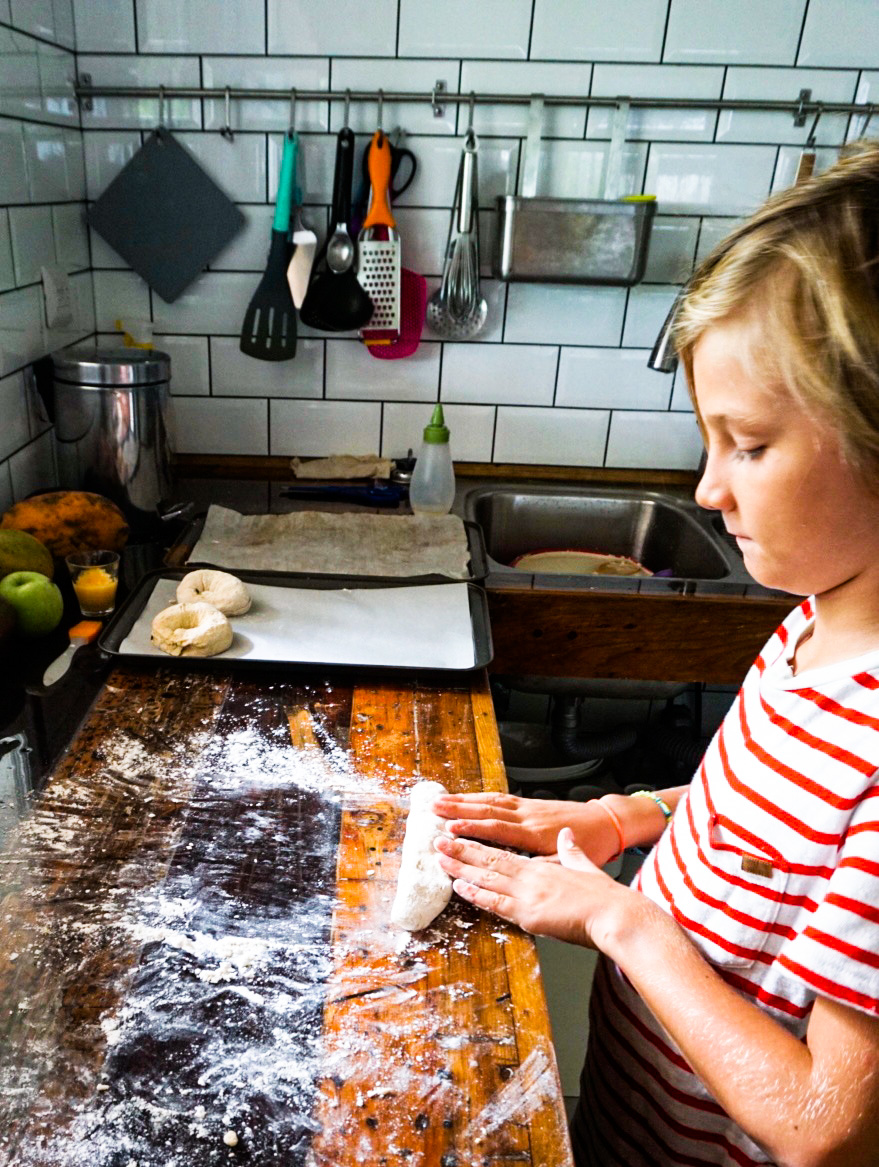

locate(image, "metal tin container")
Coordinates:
493 195 656 285
49 347 173 537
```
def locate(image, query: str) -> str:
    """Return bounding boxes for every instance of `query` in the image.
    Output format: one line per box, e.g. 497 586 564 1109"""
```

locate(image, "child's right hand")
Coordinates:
432 790 622 867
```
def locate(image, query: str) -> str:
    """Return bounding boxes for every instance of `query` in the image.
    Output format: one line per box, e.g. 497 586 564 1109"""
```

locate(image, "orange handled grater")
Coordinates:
357 130 401 344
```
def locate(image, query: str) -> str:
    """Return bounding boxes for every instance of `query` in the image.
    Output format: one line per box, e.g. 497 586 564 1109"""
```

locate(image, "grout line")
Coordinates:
601 410 612 467
767 144 783 193
659 0 673 63
551 346 561 406
794 0 811 67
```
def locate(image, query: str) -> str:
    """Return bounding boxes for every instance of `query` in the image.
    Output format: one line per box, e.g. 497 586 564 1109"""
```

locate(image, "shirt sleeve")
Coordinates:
777 783 879 1017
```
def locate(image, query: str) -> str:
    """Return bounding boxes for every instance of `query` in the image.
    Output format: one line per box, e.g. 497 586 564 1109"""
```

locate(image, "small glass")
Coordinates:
66 549 120 617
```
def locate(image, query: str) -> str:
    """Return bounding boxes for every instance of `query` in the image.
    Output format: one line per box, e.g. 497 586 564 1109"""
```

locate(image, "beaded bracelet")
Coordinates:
594 798 626 859
630 789 673 825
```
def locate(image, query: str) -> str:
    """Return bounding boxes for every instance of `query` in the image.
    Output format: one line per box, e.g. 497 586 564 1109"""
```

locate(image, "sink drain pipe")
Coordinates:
549 695 706 773
549 696 639 760
642 725 706 773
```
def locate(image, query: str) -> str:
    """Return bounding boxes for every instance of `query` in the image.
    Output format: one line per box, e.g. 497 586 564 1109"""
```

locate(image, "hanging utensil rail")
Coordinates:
74 81 875 126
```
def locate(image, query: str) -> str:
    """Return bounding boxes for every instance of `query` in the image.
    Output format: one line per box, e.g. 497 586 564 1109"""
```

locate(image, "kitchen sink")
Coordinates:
463 485 754 593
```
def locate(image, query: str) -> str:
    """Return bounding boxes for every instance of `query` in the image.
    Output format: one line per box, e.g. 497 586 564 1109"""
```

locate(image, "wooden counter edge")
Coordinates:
486 588 795 684
471 673 576 1167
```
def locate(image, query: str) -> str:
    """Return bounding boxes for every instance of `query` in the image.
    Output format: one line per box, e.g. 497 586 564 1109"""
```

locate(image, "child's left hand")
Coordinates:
434 828 643 948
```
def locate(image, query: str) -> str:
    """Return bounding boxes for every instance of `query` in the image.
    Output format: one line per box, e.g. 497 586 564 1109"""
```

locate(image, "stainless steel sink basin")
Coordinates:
463 485 752 591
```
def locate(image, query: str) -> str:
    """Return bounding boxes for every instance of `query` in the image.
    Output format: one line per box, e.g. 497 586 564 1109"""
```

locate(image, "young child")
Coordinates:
433 141 879 1167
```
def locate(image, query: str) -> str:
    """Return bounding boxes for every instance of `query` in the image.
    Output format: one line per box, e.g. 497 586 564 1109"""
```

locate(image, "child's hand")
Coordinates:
432 791 621 866
434 828 643 948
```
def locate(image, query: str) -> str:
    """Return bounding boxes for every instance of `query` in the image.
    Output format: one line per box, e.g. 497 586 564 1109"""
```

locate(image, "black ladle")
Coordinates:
300 127 373 333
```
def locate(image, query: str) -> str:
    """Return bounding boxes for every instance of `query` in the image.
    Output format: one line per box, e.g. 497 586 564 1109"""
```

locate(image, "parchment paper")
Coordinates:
119 578 477 669
186 506 471 578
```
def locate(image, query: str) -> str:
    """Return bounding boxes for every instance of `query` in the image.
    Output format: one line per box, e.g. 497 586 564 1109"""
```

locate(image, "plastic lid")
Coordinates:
422 402 450 444
50 346 171 386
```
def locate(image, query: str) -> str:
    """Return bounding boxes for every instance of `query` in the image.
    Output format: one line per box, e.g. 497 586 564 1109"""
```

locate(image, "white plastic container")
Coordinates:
409 403 455 515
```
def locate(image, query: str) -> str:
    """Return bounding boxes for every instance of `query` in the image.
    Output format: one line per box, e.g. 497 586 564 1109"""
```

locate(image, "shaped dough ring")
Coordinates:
151 601 234 658
176 569 251 615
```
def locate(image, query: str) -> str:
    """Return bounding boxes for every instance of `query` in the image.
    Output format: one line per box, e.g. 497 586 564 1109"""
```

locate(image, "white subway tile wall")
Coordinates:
1 0 878 502
0 9 91 501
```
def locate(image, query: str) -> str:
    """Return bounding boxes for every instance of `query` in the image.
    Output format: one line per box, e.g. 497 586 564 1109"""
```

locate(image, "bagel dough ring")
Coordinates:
151 601 234 658
176 569 251 615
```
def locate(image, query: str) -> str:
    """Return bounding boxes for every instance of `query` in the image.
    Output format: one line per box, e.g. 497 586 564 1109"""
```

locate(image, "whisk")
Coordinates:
426 129 487 339
448 132 480 319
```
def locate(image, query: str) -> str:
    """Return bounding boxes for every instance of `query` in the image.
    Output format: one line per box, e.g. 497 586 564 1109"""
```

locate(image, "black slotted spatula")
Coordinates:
240 131 298 361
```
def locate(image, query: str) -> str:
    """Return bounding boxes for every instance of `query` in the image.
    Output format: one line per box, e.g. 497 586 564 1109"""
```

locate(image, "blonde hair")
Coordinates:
674 139 879 482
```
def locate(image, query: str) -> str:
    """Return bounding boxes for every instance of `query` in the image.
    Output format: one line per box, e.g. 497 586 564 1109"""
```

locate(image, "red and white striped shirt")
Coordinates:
573 599 879 1166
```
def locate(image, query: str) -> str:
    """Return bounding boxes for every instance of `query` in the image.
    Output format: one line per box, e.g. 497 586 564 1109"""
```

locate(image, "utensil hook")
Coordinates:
805 103 823 147
220 86 234 141
377 88 384 131
289 87 297 132
466 91 476 135
343 88 351 128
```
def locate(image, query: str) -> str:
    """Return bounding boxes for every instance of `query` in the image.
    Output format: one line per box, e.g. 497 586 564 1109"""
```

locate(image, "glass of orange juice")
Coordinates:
65 550 120 617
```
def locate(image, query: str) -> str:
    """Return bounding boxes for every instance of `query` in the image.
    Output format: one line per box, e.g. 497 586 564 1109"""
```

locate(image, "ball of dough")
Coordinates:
176 568 251 615
151 601 234 658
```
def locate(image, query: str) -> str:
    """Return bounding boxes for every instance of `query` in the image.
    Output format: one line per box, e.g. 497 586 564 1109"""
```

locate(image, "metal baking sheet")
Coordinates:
99 570 493 672
164 513 488 584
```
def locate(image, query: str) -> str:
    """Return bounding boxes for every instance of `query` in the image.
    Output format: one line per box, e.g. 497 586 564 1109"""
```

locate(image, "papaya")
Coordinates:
1 491 129 559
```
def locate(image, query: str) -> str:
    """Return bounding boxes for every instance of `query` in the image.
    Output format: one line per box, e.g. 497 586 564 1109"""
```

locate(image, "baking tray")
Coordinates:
99 569 493 673
164 512 488 584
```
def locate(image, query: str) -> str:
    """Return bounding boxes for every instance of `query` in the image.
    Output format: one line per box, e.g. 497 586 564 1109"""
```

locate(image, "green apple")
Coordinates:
0 570 64 636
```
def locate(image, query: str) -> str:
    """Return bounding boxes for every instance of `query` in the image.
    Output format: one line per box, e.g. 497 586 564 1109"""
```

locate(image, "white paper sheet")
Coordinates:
118 578 478 670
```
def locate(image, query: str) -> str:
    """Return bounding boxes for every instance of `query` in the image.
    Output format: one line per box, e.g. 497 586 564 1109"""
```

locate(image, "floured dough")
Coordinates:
151 601 234 657
390 780 453 932
176 568 252 615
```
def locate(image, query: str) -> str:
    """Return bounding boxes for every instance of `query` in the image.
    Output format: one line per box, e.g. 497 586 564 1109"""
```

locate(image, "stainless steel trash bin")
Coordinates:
49 347 173 537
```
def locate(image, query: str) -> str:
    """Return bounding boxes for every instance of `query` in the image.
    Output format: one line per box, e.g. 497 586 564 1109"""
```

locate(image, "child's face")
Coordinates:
692 319 879 598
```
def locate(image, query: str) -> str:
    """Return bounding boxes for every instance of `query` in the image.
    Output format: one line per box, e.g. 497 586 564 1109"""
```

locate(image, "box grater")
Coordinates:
357 130 401 342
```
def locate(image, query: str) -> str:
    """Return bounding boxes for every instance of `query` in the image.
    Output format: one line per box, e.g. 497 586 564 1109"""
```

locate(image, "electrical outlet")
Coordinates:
41 264 74 328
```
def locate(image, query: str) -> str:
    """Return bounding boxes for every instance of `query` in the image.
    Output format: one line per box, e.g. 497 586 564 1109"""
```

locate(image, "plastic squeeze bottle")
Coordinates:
409 403 456 515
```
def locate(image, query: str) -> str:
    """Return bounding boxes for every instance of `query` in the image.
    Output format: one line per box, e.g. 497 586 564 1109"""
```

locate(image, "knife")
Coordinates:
42 620 103 687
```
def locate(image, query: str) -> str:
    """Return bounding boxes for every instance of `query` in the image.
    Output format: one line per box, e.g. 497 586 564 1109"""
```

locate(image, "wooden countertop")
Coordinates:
0 664 573 1167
